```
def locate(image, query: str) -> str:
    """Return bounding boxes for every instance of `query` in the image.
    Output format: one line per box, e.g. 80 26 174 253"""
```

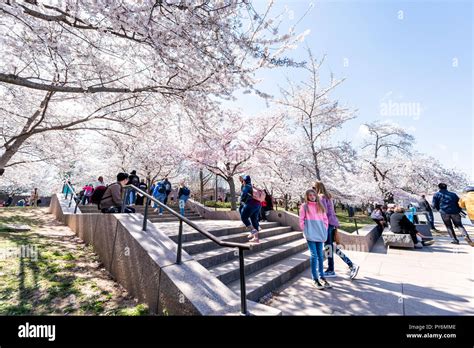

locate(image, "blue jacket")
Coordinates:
432 189 462 214
152 181 166 197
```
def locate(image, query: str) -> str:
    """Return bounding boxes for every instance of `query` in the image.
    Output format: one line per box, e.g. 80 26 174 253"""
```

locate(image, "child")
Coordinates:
314 181 359 280
299 189 331 290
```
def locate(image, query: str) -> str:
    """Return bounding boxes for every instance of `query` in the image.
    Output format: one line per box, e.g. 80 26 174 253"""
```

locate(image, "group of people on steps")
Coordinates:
90 172 191 217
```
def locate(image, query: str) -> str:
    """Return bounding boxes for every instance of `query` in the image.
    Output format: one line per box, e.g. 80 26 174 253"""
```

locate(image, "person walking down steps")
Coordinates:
299 189 332 290
239 175 261 243
178 181 191 217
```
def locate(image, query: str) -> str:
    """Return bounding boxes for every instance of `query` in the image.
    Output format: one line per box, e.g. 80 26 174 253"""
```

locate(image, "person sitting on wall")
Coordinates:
370 205 387 233
99 172 136 214
390 206 435 249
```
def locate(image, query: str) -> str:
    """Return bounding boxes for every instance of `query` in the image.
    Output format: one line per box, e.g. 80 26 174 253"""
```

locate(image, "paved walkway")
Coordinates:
267 223 473 315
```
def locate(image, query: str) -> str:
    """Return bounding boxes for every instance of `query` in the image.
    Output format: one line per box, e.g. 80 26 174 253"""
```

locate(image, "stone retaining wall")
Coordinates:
187 199 241 220
49 194 280 316
267 210 380 252
187 201 381 252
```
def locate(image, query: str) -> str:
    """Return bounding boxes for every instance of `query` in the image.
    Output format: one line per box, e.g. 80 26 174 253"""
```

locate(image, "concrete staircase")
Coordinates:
78 203 308 303
165 221 309 302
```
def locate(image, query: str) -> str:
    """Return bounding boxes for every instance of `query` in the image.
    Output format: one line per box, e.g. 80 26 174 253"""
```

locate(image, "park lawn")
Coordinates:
286 207 374 233
336 211 373 233
0 208 148 316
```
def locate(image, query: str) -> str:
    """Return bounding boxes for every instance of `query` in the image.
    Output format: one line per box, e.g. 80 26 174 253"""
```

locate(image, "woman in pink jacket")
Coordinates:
314 181 359 280
299 189 332 290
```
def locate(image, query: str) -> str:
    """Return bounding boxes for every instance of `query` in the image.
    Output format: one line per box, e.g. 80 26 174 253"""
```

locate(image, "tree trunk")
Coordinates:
199 169 205 204
227 176 237 211
0 135 30 176
284 193 289 211
311 147 321 180
0 91 53 176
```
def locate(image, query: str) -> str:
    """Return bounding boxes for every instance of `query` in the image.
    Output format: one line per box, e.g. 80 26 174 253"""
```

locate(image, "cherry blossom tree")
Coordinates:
359 120 415 201
278 49 357 181
185 109 283 210
0 0 308 175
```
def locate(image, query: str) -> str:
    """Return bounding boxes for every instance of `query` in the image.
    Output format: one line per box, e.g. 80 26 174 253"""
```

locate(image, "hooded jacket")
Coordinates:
299 202 329 242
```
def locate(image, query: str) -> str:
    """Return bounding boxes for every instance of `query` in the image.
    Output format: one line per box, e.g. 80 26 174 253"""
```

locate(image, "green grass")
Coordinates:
335 208 373 233
114 304 149 316
0 214 42 232
0 211 149 315
204 201 232 209
285 207 374 233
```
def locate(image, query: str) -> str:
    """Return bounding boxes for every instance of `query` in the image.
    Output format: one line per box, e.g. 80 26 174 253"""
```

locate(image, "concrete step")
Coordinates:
134 206 194 213
147 211 201 218
194 230 303 268
167 222 281 244
228 250 310 302
183 226 293 255
78 205 200 219
209 238 308 285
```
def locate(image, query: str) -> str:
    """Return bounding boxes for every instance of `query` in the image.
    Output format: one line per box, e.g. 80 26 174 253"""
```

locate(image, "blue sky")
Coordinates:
227 0 473 181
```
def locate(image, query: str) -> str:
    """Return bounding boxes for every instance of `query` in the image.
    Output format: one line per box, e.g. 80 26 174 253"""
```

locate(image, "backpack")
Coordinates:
130 175 140 187
97 183 121 209
91 186 107 204
181 186 190 197
251 185 266 202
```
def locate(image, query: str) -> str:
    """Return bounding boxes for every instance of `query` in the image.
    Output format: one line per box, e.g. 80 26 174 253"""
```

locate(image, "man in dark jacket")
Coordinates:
126 170 140 205
163 177 172 205
432 183 473 246
390 206 435 248
418 194 437 231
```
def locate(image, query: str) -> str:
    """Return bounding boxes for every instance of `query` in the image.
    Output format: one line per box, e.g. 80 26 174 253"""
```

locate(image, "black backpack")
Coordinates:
181 186 190 196
130 175 140 187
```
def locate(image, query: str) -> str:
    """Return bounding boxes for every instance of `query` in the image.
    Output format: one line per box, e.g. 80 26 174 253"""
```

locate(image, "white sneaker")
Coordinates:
414 242 423 249
349 265 359 280
159 213 163 216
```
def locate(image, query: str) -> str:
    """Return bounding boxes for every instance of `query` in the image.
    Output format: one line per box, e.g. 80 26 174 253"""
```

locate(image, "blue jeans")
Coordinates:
307 241 324 280
440 213 469 241
426 211 435 229
240 204 261 231
179 195 189 216
153 193 166 214
127 190 136 205
324 225 354 272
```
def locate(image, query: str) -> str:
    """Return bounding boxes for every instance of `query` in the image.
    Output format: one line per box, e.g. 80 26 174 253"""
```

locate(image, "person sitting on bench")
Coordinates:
389 206 435 249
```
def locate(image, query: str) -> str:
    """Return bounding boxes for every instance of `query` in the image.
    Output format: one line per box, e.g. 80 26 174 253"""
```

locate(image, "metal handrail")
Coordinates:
121 184 252 315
